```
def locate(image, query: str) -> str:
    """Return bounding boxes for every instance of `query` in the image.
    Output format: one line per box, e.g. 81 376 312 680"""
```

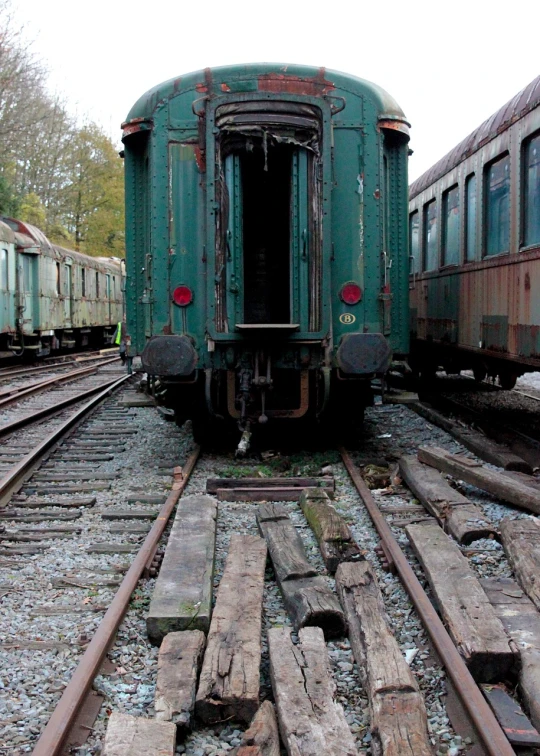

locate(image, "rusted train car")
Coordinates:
0 217 124 357
122 63 411 446
409 76 540 388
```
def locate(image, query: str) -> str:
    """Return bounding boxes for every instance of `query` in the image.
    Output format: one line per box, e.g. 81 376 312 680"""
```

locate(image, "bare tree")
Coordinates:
0 0 49 163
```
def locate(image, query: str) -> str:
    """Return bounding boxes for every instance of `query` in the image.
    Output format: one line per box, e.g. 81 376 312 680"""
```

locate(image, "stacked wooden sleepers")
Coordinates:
101 483 434 755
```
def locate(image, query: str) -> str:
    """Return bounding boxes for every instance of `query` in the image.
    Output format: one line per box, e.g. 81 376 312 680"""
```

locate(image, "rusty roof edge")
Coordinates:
123 63 408 125
378 113 411 127
410 75 540 199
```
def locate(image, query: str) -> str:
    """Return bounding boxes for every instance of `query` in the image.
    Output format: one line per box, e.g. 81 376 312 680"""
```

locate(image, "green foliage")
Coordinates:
19 191 46 227
0 1 125 256
0 173 20 216
62 124 125 256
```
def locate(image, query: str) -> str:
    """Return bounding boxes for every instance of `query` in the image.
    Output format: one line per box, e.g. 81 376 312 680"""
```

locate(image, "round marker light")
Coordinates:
340 282 362 305
172 286 193 306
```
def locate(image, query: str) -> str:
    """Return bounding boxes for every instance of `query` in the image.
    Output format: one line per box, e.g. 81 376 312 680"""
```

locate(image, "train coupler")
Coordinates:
236 421 252 458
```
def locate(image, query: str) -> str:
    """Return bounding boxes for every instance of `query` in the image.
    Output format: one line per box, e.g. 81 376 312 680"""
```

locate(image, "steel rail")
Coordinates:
0 357 119 407
0 360 78 379
0 374 132 506
0 371 126 440
0 351 118 379
339 447 515 756
32 444 201 756
429 393 540 454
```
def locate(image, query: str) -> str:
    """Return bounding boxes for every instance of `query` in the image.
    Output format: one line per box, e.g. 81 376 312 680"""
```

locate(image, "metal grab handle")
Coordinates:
325 95 346 115
192 95 209 117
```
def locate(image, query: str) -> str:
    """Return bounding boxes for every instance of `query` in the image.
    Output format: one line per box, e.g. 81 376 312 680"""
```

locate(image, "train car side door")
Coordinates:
63 259 73 327
17 252 37 334
0 244 14 337
106 273 111 323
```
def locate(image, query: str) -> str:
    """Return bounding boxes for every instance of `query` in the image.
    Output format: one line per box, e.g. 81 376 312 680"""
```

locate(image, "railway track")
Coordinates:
411 377 540 470
4 396 540 755
0 350 119 388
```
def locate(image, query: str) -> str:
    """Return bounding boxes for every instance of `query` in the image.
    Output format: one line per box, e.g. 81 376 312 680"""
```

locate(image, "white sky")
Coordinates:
13 0 540 182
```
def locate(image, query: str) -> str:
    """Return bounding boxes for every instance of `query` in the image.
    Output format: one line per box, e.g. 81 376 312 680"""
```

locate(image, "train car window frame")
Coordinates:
484 153 510 257
409 210 420 275
81 268 86 297
95 271 100 297
523 132 540 248
442 184 460 266
423 198 438 271
55 262 60 296
465 174 477 262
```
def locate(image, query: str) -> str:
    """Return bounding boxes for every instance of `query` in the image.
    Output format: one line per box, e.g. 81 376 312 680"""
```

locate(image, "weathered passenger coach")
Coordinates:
409 76 540 388
0 217 124 357
122 64 410 442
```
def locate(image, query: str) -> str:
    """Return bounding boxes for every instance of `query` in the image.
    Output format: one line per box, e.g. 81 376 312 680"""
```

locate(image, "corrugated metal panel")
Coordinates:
410 76 540 199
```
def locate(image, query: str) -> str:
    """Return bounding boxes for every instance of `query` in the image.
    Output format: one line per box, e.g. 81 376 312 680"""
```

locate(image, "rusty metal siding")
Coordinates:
410 248 540 366
34 248 123 332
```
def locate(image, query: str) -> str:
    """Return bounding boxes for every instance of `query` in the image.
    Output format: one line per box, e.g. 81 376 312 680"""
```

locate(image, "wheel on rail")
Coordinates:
498 371 518 390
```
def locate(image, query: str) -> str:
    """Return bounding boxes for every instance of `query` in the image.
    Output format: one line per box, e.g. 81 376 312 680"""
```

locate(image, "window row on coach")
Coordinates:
410 107 540 273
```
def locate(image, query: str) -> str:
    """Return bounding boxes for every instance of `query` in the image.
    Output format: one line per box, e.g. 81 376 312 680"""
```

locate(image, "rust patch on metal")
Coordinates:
194 145 206 172
258 71 335 95
162 325 172 335
221 83 231 92
378 118 410 138
196 68 213 94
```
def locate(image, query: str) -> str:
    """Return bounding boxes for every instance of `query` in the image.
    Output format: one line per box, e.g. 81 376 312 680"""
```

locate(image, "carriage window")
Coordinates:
409 211 420 274
485 154 510 256
95 272 99 297
81 268 86 297
525 133 540 247
465 174 477 261
112 275 116 298
106 274 111 298
443 185 460 265
423 199 438 271
55 262 60 296
0 249 8 289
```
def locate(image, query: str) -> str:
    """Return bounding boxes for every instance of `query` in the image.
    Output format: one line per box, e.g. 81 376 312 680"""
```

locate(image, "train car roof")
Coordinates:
410 75 540 199
1 216 53 251
0 217 123 271
0 220 15 245
123 62 408 127
54 245 124 272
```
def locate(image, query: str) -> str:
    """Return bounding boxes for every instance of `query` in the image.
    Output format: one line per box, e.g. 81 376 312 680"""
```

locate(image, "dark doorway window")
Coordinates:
241 144 291 324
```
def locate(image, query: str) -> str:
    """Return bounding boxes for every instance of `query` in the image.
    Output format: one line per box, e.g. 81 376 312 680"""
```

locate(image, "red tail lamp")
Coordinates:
172 285 193 306
340 282 362 305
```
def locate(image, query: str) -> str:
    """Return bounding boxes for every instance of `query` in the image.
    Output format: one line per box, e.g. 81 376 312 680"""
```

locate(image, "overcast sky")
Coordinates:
14 0 539 182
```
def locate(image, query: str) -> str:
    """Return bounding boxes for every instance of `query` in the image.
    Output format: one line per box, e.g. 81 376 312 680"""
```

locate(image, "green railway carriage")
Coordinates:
122 63 410 442
0 221 17 347
0 217 124 357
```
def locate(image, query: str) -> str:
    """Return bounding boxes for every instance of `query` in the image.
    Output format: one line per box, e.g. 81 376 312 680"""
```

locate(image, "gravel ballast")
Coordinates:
2 389 538 755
